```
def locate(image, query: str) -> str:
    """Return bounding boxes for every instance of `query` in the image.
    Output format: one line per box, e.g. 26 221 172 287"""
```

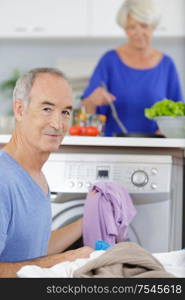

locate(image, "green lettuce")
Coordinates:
144 99 185 119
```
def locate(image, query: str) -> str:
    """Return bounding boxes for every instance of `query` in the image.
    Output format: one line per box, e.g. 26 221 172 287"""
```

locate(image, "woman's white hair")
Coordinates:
117 0 161 29
13 67 66 107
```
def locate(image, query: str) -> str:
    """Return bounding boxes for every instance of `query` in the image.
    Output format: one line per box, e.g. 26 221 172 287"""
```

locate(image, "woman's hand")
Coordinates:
155 129 162 135
82 87 116 114
90 87 116 106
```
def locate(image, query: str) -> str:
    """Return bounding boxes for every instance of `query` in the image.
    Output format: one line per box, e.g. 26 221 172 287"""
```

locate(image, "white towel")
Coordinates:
17 250 105 278
17 248 185 278
153 249 185 278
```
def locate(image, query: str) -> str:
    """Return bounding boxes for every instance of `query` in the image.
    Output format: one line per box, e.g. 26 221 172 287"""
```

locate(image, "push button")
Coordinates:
151 183 157 189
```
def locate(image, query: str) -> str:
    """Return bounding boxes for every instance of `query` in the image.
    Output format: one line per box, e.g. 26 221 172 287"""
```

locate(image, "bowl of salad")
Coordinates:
145 99 185 138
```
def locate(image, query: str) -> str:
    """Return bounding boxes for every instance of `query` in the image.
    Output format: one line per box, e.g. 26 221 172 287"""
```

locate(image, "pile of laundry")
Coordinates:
153 249 185 278
17 242 185 278
17 182 185 278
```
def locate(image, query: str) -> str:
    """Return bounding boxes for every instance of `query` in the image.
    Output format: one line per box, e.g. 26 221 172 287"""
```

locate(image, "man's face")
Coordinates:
17 73 73 153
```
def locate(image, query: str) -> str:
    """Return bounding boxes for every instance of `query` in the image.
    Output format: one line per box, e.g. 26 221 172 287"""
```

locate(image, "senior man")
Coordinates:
0 68 92 277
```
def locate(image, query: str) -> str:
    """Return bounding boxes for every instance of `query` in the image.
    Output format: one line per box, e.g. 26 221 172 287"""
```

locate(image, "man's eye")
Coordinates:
62 110 71 118
43 107 52 112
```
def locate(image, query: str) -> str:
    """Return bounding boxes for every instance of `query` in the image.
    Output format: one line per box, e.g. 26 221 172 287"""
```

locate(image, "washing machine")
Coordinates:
43 151 183 253
50 194 85 250
51 196 84 230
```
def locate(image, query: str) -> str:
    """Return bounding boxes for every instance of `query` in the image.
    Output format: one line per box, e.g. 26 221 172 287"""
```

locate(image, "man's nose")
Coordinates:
49 113 64 130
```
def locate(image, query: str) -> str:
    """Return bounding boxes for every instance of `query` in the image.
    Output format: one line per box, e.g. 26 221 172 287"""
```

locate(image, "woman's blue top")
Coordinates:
82 50 183 136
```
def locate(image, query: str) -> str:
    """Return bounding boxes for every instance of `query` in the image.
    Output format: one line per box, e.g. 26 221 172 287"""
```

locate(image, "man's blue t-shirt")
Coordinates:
0 150 52 262
82 50 183 136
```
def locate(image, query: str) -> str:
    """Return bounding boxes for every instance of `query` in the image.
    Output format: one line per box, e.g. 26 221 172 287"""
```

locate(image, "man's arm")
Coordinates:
47 218 83 255
0 246 93 278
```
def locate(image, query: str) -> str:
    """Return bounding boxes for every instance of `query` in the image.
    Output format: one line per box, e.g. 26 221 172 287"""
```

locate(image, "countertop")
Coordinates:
1 134 185 149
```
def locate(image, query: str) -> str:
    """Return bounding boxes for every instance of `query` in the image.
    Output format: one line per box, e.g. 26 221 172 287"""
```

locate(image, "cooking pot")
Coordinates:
115 132 165 138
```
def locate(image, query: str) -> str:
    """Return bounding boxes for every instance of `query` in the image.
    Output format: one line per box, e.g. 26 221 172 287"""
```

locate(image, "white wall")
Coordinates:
0 37 184 111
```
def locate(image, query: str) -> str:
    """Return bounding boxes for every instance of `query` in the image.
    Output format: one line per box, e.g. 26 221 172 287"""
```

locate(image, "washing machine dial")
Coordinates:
131 170 149 187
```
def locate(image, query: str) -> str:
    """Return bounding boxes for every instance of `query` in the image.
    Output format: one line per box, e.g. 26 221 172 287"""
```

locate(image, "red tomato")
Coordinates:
85 126 99 136
80 126 87 136
69 125 82 136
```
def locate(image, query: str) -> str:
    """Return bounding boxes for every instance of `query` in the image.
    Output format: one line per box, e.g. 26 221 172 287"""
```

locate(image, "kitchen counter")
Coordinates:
1 134 185 149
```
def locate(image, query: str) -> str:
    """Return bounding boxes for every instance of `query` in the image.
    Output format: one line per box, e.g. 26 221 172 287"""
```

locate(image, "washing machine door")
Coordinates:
51 199 85 230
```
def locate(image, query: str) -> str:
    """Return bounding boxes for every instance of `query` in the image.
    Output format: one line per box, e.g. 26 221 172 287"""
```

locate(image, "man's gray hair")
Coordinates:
13 67 66 105
116 0 161 29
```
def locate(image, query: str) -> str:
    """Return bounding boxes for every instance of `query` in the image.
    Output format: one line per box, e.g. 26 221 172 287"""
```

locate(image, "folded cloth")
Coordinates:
73 242 175 278
153 249 185 278
83 182 136 248
17 250 105 278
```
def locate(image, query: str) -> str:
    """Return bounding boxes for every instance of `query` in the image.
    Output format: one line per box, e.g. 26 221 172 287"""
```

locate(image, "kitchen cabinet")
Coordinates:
0 0 88 38
89 0 185 38
154 0 185 37
89 0 124 37
0 0 184 38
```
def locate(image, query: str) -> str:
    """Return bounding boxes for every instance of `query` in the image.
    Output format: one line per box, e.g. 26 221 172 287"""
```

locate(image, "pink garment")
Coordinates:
83 182 137 248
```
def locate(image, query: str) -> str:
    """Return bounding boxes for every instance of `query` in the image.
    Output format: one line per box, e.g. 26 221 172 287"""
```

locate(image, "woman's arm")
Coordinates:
82 87 116 114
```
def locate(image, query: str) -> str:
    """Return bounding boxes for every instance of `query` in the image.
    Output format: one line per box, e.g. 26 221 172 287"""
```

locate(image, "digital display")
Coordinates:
97 167 110 179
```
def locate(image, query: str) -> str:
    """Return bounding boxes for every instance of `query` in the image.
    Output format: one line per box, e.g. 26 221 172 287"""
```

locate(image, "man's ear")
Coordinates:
13 99 25 121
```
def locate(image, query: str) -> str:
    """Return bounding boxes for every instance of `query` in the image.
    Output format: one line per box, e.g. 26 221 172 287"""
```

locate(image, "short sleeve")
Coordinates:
0 186 11 255
166 58 184 102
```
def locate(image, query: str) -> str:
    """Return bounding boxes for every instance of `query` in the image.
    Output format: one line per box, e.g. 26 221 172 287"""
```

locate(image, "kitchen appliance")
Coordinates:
51 197 84 230
116 133 165 138
43 148 183 253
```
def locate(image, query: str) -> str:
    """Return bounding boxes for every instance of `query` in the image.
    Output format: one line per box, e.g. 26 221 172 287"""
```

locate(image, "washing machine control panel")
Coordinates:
43 153 172 195
131 170 149 187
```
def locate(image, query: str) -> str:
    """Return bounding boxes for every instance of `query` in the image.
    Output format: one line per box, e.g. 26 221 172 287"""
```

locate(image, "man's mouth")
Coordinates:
45 134 62 138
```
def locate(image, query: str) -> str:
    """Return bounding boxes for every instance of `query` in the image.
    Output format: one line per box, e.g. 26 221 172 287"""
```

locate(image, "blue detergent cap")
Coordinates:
95 240 111 250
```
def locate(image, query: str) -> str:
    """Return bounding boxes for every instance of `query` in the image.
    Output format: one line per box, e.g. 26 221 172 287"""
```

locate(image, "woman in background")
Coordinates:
82 0 183 136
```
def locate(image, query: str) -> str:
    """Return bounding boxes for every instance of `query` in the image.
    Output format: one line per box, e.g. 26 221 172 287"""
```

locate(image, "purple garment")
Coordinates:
83 182 137 248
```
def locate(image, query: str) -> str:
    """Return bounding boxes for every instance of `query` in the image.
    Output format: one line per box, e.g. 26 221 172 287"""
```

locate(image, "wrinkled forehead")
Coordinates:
29 73 73 106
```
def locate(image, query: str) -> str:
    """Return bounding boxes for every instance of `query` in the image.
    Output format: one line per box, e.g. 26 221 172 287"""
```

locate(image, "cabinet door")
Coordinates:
154 0 185 37
0 0 30 37
89 0 125 37
0 0 88 38
89 0 185 38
